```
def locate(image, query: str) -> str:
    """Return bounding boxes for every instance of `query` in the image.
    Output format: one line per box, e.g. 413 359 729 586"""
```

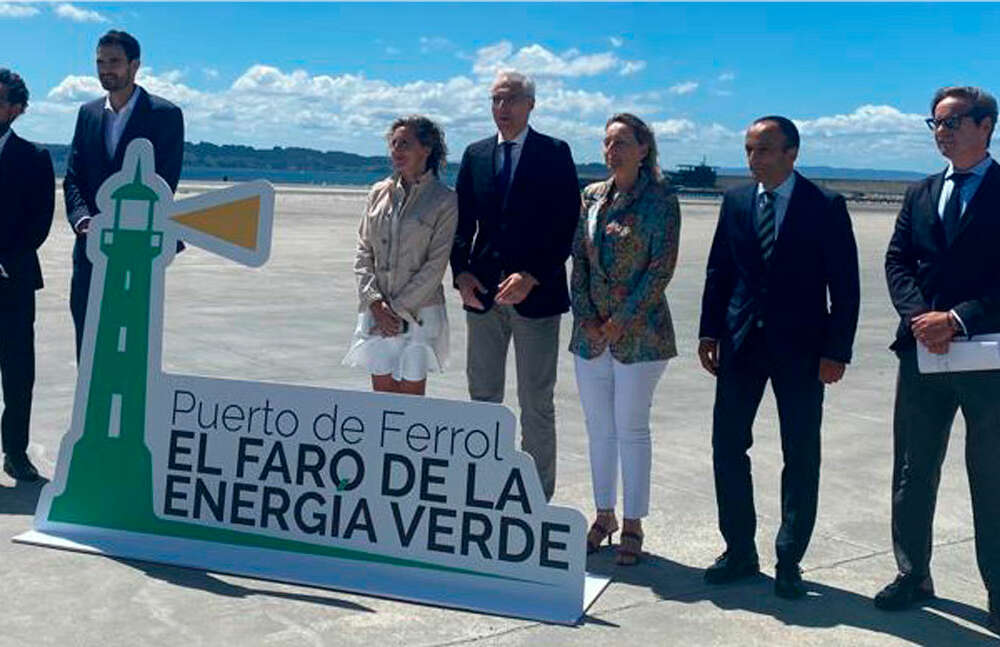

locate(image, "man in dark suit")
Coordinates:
451 71 579 501
697 116 860 598
877 86 1000 634
0 69 55 481
65 29 184 359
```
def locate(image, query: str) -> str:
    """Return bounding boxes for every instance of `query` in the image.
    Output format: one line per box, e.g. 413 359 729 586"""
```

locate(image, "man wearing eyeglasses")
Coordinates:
451 70 579 501
878 86 1000 634
0 69 55 482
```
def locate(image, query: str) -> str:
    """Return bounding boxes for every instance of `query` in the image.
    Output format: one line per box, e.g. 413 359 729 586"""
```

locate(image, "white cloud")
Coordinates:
46 75 104 103
419 36 453 54
472 41 621 78
795 104 924 137
0 3 39 17
652 118 697 139
669 81 699 95
619 61 646 76
718 72 736 82
609 36 623 48
27 61 940 171
202 67 219 79
54 3 108 23
160 69 185 83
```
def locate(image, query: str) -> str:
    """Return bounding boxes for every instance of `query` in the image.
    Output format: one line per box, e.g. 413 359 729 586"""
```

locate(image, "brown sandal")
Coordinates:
616 530 644 565
586 517 619 554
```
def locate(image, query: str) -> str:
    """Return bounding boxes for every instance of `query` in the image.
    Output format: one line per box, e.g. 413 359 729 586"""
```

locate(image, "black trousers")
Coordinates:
0 289 35 457
712 328 824 567
69 237 91 361
891 348 1000 593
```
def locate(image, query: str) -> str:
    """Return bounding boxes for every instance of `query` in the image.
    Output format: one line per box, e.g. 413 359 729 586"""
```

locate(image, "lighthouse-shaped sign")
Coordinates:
17 139 606 624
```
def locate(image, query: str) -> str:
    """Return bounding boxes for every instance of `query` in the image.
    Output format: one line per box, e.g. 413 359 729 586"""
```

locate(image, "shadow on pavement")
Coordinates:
587 552 997 645
112 557 375 613
0 477 47 515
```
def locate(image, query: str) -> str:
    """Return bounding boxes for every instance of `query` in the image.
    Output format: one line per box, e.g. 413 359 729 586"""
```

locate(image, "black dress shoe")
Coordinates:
873 574 935 610
704 551 760 584
3 454 39 482
775 565 807 599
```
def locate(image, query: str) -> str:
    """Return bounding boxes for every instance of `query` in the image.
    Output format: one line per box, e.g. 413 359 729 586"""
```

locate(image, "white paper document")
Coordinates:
917 333 1000 374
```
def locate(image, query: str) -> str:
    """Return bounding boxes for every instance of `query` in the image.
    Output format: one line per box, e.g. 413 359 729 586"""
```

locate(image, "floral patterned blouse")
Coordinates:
569 169 681 363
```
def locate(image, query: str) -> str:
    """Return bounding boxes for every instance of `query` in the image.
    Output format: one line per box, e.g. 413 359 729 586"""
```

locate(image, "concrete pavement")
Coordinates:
1 187 996 646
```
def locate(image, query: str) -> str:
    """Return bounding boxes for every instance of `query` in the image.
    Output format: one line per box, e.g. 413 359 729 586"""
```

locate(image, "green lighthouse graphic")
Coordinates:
19 139 596 625
49 162 163 529
33 137 531 565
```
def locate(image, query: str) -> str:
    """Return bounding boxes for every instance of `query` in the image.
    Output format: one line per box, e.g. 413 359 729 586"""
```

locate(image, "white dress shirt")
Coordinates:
104 86 140 159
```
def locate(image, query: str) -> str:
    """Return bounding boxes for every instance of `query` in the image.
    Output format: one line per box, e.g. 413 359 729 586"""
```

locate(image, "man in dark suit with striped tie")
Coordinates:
877 86 1000 634
697 116 860 598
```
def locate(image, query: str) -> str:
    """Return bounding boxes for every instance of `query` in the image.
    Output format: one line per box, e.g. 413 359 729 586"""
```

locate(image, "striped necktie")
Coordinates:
758 190 776 264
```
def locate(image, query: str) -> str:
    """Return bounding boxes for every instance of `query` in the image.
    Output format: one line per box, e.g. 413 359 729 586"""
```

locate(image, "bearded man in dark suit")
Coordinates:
64 29 184 359
698 116 860 599
0 69 55 481
876 86 1000 636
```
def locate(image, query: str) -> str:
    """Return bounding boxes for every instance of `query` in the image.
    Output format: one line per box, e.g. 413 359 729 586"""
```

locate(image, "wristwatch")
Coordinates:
948 311 963 334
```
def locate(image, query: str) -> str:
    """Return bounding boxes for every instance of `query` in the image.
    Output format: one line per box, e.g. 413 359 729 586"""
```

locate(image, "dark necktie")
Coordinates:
496 141 515 200
942 172 972 245
758 190 776 264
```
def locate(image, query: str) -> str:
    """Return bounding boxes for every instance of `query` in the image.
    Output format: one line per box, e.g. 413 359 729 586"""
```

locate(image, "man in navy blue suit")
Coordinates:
698 116 860 599
64 30 184 360
0 69 55 481
451 71 579 502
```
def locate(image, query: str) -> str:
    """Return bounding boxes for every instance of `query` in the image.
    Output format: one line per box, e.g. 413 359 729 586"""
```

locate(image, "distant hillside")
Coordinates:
38 141 929 183
42 141 397 176
716 165 928 181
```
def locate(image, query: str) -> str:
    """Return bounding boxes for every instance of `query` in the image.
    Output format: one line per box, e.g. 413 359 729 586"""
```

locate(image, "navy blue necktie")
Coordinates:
943 172 972 245
496 141 515 200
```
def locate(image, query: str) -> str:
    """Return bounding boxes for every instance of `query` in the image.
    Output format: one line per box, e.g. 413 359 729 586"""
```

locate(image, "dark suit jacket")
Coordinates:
886 160 1000 352
0 132 55 294
699 171 860 363
64 86 184 265
451 127 580 317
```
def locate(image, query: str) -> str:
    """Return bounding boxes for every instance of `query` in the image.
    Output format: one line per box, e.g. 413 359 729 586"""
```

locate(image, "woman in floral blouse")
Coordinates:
570 113 681 565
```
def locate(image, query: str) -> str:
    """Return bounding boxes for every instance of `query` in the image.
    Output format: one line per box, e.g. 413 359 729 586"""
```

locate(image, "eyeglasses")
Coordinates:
925 111 974 131
491 94 526 107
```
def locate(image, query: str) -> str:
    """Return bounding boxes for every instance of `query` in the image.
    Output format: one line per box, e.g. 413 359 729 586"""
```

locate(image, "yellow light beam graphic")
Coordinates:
170 195 261 249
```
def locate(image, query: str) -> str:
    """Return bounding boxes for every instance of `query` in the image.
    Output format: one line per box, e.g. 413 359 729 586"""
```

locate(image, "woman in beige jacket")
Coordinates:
343 116 458 395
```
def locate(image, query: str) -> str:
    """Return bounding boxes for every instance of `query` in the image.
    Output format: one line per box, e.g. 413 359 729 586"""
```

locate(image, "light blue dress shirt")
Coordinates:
756 171 796 239
937 154 992 219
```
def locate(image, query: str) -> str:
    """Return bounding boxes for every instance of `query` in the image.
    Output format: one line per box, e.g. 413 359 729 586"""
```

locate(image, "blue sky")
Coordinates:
2 2 999 171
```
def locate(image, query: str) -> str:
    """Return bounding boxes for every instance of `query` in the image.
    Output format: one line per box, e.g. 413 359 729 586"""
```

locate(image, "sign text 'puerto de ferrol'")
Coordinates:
16 139 606 624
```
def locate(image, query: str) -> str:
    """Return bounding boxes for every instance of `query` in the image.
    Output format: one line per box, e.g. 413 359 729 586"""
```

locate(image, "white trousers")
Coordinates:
574 350 667 519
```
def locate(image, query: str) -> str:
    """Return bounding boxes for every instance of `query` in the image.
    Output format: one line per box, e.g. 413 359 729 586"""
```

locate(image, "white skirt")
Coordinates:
342 304 450 381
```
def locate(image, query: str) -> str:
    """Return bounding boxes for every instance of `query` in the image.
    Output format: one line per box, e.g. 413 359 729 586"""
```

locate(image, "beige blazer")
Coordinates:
354 171 458 323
